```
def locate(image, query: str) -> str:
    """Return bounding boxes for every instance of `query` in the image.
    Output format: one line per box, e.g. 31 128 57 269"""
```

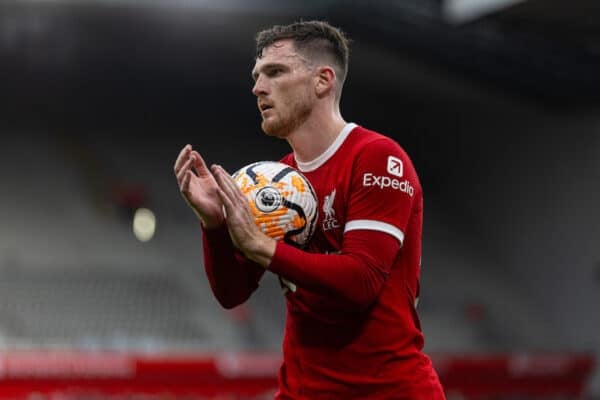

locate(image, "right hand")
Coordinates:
174 144 224 229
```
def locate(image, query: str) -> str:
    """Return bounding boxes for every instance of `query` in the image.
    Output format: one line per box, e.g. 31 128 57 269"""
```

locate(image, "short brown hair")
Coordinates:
255 20 350 89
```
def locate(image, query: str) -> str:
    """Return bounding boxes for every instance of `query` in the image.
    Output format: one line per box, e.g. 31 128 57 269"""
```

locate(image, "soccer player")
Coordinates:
174 20 445 399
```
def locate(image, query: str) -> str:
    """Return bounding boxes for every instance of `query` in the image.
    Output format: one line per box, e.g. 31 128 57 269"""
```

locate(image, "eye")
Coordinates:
267 68 284 77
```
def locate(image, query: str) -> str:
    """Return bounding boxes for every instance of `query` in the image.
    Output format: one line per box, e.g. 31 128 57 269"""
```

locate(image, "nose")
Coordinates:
252 75 268 97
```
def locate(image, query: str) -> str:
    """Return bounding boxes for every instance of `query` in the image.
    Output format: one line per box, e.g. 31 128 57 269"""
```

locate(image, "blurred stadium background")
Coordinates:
0 0 599 398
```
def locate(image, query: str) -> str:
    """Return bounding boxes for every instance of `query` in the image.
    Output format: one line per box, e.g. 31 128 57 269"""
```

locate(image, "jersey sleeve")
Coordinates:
345 138 420 246
202 225 266 309
268 229 400 309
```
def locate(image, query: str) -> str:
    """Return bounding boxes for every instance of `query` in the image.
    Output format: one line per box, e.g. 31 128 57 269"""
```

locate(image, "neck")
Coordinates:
286 106 347 163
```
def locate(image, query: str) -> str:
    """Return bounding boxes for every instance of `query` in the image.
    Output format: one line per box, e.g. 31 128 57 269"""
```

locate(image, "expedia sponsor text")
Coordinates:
363 173 414 196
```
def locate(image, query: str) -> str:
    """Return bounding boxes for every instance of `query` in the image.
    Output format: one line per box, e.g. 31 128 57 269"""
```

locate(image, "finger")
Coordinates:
174 144 192 175
176 156 194 185
212 164 239 190
211 164 229 188
191 150 208 176
211 163 229 176
180 170 192 195
212 165 244 201
216 187 236 217
212 167 232 198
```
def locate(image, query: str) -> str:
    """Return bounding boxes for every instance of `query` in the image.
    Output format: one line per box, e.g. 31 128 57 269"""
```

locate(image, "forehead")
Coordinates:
261 39 296 58
253 39 306 70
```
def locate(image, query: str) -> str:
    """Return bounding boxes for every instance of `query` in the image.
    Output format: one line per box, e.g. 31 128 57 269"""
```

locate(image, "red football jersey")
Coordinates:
268 123 444 399
201 123 444 399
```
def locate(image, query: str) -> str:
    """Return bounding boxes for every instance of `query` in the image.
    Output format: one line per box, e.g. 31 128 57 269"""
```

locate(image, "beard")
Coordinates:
261 93 313 138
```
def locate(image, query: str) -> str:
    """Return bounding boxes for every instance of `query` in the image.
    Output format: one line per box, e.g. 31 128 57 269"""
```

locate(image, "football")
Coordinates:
232 161 318 247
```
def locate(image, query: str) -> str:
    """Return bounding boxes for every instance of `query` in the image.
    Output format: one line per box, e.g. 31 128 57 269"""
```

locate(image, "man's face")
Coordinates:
252 40 315 138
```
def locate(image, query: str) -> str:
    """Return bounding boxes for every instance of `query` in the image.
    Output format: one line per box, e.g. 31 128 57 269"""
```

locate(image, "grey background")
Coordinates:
0 0 598 394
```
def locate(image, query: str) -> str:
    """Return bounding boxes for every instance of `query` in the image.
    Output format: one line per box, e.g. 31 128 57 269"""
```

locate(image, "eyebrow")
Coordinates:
251 62 288 81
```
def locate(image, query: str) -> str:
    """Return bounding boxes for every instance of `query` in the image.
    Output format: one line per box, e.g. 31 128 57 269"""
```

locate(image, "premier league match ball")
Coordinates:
232 161 318 248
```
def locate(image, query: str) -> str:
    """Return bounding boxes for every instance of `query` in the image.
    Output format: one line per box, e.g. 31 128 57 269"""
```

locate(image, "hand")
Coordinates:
174 144 224 229
211 164 276 268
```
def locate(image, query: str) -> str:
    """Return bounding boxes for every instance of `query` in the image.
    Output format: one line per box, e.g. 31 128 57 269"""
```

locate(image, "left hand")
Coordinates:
211 164 276 267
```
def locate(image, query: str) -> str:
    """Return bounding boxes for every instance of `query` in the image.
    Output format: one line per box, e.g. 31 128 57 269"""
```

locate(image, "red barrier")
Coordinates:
0 351 594 399
432 353 596 399
0 351 280 399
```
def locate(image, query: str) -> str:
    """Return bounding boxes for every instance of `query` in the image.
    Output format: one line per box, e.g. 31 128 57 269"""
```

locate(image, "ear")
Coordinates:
314 66 336 98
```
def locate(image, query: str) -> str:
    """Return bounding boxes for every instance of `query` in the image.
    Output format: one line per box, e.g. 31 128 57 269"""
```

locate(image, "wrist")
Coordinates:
200 216 224 230
197 209 225 230
244 234 277 268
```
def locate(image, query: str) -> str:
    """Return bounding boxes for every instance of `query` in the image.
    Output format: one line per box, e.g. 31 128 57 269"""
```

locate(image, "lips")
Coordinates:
259 102 274 112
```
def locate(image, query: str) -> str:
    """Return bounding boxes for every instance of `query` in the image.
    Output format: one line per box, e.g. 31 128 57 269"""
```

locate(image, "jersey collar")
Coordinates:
295 122 357 172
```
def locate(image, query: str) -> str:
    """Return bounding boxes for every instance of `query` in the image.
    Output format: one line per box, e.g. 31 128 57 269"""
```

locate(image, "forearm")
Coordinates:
268 230 399 308
202 225 265 309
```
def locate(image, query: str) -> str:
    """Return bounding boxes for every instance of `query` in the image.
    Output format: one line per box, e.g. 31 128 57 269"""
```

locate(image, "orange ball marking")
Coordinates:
292 214 305 229
291 175 305 193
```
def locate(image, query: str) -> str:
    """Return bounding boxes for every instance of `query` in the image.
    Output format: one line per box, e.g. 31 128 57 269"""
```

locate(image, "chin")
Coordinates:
262 119 291 138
